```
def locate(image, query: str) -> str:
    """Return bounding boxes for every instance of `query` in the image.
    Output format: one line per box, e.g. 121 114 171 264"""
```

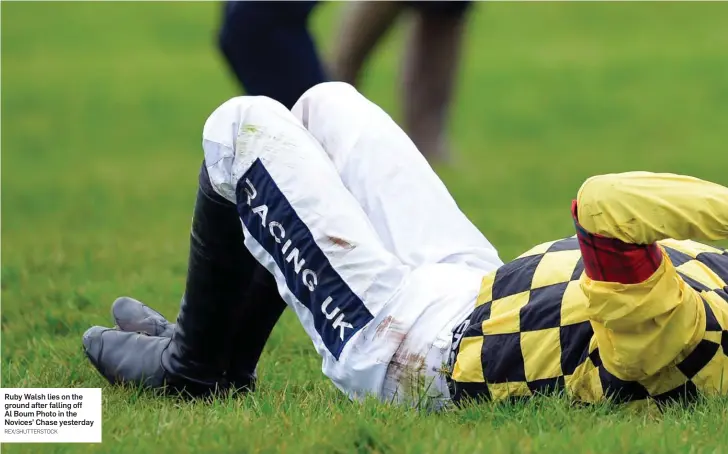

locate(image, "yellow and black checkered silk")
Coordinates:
448 236 728 406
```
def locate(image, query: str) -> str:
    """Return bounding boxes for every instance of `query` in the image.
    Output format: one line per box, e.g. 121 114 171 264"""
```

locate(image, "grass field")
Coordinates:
3 2 728 453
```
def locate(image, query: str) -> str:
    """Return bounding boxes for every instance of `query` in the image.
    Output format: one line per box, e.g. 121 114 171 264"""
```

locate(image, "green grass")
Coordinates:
3 2 728 453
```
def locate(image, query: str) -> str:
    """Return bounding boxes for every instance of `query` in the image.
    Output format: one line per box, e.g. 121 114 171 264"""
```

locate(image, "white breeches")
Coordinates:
201 82 502 407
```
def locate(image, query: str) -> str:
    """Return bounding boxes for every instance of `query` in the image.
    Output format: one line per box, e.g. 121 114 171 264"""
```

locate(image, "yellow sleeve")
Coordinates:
577 171 728 245
576 172 728 382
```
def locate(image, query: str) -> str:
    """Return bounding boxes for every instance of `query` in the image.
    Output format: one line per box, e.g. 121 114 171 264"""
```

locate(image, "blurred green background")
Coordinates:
2 2 728 453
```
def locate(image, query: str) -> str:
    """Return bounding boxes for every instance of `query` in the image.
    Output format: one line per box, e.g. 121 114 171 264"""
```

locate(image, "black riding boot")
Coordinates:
82 164 286 397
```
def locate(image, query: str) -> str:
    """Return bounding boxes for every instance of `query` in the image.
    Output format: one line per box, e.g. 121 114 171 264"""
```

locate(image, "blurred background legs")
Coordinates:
330 1 404 86
399 2 472 163
331 1 473 163
218 0 472 164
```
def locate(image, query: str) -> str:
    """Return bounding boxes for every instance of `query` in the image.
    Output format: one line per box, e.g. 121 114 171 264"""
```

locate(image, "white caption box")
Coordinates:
1 388 102 443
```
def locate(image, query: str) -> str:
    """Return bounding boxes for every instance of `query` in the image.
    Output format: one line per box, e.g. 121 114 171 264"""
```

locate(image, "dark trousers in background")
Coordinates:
218 1 326 110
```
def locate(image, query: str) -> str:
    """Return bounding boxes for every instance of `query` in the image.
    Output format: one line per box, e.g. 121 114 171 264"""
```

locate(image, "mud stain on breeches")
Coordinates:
376 316 428 404
327 236 355 251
